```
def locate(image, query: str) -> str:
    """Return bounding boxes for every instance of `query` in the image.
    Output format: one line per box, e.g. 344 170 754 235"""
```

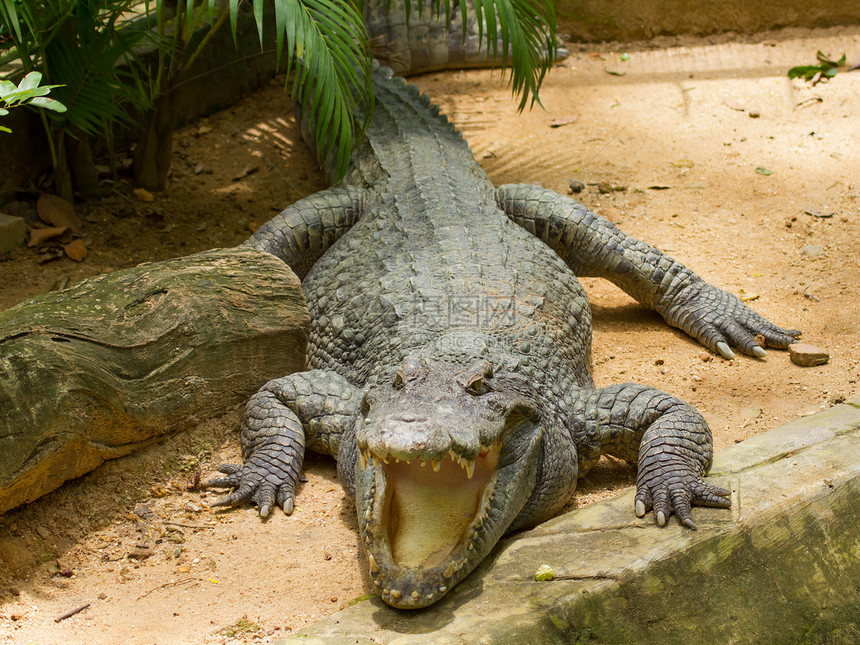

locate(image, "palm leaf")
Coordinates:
470 0 556 110
43 18 145 136
224 0 554 180
0 0 22 42
271 0 372 181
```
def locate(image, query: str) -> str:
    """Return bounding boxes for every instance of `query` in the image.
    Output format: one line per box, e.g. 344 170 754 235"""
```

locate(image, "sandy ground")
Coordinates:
1 25 859 644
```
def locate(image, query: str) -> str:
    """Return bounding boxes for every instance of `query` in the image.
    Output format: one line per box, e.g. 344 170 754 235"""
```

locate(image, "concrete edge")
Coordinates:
279 395 860 644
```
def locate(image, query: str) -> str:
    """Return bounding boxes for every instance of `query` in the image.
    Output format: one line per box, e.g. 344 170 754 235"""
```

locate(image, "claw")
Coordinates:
682 517 698 530
656 510 667 526
259 504 271 518
715 341 734 359
283 498 294 514
635 500 646 517
751 346 767 358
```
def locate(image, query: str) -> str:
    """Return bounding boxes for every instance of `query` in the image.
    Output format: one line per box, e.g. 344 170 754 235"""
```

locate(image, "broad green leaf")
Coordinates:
18 71 43 92
29 96 67 113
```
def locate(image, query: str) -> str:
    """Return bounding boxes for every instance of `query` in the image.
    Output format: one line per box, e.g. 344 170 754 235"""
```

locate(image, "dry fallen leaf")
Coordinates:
550 115 579 128
133 188 155 202
723 98 746 112
63 239 88 262
28 226 71 247
37 194 81 233
804 209 834 218
232 165 260 181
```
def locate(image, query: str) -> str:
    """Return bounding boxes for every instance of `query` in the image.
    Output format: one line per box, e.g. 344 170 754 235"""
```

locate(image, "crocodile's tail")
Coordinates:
340 63 481 191
364 0 568 76
298 62 475 189
365 0 493 76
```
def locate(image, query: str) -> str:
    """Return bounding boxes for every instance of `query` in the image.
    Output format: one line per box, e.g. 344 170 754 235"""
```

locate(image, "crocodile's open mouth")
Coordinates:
357 444 503 607
382 446 500 569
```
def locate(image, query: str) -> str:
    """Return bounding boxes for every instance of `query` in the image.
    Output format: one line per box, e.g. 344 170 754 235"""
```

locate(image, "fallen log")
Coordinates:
0 247 308 514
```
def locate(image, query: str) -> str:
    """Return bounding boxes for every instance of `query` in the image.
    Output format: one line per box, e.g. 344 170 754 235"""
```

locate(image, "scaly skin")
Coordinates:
203 65 800 609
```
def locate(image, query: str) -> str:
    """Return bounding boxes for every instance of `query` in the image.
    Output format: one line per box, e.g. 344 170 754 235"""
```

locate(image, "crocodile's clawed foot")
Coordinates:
661 281 801 359
202 455 299 517
635 461 730 529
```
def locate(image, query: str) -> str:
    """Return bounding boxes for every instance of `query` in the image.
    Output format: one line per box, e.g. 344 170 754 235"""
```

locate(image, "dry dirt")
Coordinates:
1 26 859 644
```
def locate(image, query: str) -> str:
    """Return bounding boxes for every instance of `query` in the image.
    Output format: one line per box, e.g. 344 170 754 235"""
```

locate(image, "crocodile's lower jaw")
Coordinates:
361 448 501 608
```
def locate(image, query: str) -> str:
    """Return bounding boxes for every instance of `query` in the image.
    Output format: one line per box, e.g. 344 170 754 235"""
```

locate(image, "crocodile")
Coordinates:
203 64 800 609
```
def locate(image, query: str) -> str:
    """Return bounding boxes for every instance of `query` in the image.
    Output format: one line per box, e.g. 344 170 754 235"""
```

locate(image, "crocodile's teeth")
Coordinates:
371 455 380 468
465 459 475 479
368 554 379 573
359 450 368 470
431 459 441 472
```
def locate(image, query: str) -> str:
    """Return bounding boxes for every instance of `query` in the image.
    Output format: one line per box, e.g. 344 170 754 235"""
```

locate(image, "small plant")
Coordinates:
788 51 847 85
0 71 66 133
0 1 152 199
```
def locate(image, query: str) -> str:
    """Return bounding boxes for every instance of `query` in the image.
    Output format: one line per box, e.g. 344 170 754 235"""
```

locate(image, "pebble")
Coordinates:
36 525 51 540
568 179 585 193
134 503 154 519
789 343 830 367
0 214 26 252
801 245 824 257
127 548 153 560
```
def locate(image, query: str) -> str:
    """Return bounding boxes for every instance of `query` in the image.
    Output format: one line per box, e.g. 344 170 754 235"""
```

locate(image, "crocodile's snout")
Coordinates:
352 357 543 608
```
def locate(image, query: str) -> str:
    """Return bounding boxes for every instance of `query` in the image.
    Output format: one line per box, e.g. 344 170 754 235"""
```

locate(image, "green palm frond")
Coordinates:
469 0 556 110
218 0 554 180
273 0 372 181
0 0 23 42
44 23 144 135
394 0 556 110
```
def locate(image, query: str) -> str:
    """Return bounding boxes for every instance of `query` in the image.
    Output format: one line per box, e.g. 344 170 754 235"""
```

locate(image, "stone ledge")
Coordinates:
557 0 860 41
281 395 860 644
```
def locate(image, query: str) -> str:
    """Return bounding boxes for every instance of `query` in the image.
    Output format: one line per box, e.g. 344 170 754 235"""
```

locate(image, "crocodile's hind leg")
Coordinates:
569 384 731 529
243 186 367 279
496 184 801 358
202 370 363 516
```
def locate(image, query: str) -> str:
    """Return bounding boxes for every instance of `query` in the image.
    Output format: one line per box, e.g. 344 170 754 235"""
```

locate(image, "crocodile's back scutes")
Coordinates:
303 70 593 394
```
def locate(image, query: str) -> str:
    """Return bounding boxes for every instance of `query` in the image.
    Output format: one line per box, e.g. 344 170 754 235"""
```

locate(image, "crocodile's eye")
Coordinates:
393 371 405 389
466 377 491 396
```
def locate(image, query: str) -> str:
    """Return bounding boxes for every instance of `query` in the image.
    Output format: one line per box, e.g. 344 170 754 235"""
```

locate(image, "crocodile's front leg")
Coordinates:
203 370 363 516
570 384 731 529
496 185 801 358
242 186 367 279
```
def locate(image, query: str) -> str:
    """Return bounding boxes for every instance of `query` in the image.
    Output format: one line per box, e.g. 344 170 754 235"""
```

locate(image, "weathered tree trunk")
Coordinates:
0 247 308 514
